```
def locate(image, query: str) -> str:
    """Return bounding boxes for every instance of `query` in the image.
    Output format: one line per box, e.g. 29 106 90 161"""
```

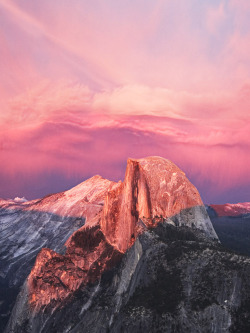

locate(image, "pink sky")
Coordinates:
1 0 250 203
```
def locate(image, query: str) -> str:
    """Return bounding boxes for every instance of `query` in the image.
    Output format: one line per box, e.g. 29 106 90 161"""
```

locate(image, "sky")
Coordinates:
0 0 250 204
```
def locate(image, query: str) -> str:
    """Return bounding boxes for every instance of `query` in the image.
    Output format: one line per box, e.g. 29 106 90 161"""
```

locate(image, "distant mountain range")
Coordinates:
1 157 250 333
206 203 250 257
210 202 250 217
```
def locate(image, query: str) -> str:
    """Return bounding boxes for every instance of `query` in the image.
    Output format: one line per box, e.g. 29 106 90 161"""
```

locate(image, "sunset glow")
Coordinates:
1 0 250 203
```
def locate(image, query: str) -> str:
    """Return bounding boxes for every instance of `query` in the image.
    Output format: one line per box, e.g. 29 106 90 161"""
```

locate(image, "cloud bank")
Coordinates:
1 81 250 203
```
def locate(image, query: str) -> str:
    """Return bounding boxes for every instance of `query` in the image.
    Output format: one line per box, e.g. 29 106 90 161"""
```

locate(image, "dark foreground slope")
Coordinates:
6 221 250 333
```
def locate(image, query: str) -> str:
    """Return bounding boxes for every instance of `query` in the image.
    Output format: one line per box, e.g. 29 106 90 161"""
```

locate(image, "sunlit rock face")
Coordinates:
27 228 122 311
101 157 217 252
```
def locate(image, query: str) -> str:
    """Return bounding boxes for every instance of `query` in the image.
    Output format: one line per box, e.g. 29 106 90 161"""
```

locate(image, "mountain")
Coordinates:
207 203 250 257
1 157 250 332
0 176 118 331
210 203 250 217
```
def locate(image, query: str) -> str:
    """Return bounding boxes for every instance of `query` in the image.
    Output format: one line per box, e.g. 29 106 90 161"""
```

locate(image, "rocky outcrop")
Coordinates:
27 227 122 312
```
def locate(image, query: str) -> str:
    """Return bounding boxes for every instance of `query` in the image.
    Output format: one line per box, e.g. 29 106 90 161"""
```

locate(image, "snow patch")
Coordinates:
13 197 28 203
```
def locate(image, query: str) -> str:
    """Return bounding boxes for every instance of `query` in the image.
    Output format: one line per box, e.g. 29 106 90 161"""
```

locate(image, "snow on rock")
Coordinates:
13 197 28 203
211 202 250 217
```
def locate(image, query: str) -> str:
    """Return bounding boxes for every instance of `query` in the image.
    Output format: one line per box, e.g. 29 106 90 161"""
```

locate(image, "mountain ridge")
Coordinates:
210 202 250 217
2 156 250 333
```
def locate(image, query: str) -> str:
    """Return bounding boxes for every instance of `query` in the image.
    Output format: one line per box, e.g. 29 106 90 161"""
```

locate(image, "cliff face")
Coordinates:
4 156 250 333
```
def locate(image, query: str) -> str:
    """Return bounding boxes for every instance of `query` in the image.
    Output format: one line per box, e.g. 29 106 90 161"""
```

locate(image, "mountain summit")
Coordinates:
101 156 217 252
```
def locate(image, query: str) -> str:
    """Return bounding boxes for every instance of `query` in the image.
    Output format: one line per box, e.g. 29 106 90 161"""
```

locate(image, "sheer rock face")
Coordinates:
101 157 217 252
3 156 220 332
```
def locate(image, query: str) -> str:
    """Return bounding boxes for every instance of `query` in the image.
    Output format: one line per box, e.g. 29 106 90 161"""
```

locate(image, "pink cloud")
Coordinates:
0 118 249 204
206 2 226 34
4 80 92 126
2 81 250 148
1 84 250 203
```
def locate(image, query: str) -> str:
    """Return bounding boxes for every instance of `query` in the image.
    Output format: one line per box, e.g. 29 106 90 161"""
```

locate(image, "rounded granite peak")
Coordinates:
101 156 217 252
127 155 184 172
